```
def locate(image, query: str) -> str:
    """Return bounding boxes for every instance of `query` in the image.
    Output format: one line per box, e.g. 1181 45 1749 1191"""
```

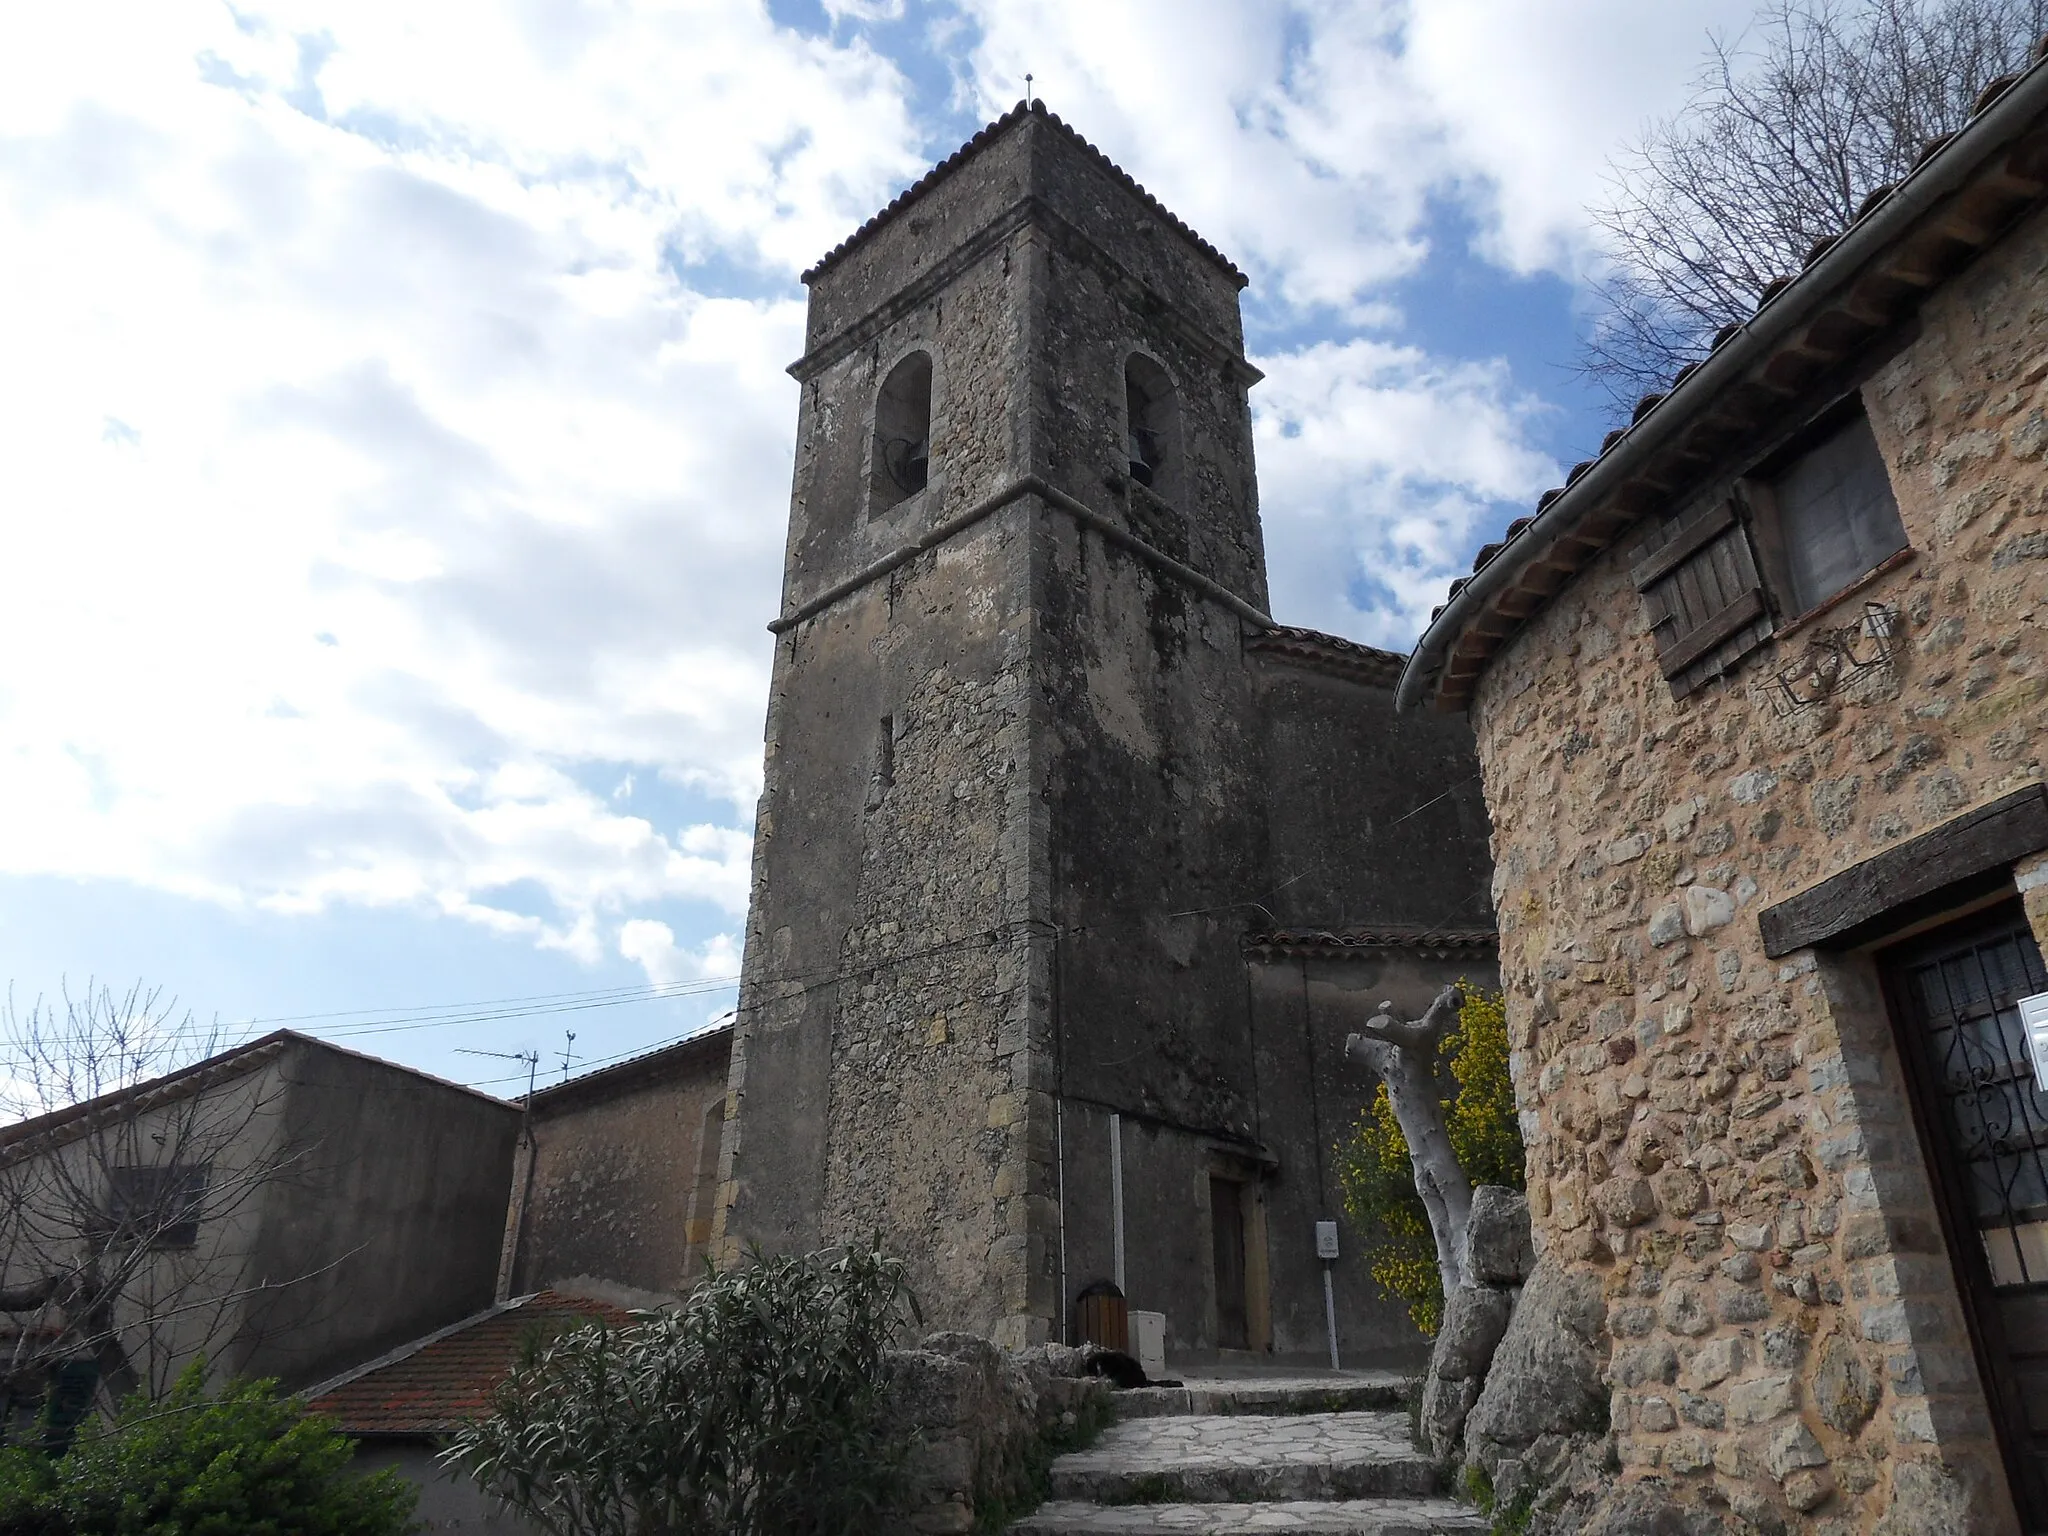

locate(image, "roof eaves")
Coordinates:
1244 626 1407 688
1395 46 2048 713
527 1022 735 1112
0 1032 295 1161
1241 926 1499 961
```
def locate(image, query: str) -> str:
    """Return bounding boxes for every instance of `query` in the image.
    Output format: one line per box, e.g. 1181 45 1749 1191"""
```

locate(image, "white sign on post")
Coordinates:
1315 1220 1340 1260
2022 992 2048 1090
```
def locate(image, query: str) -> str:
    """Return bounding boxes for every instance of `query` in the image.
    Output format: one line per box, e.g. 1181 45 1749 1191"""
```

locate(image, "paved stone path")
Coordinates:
1010 1380 1480 1534
1013 1500 1488 1534
1050 1413 1437 1502
1116 1373 1412 1419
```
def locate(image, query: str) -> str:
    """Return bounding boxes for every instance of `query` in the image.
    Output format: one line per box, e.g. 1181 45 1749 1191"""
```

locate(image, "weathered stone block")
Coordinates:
1595 1175 1658 1227
1681 1335 1744 1390
1727 1373 1796 1425
1813 1336 1881 1431
1464 1185 1536 1285
1766 1417 1827 1479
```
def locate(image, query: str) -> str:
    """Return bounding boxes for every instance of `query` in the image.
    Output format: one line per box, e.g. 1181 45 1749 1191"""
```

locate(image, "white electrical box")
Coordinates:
1129 1310 1167 1381
2022 992 2048 1089
1315 1220 1340 1260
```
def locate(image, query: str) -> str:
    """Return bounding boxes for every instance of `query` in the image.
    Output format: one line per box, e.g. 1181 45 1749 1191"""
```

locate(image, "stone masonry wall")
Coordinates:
1467 200 2048 1531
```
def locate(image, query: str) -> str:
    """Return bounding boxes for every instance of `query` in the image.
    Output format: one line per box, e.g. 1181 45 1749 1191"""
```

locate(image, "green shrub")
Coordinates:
0 1363 415 1536
447 1244 920 1536
1334 984 1524 1337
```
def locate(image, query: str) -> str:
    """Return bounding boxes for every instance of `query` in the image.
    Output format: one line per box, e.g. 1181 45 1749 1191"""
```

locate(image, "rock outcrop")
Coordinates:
1417 1184 1534 1461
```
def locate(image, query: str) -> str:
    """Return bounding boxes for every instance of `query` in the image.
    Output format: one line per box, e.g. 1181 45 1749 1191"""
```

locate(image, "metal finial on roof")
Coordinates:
1025 73 1034 105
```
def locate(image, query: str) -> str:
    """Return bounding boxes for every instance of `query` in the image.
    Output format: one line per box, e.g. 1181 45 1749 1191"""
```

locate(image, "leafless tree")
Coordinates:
1584 0 2048 404
0 983 315 1421
1344 985 1475 1298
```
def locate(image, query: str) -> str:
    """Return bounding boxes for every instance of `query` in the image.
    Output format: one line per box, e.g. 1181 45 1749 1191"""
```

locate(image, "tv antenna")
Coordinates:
557 1030 578 1083
456 1047 540 1103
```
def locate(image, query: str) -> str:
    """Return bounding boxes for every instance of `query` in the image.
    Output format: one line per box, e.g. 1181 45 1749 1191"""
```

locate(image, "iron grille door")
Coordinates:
1889 907 2048 1527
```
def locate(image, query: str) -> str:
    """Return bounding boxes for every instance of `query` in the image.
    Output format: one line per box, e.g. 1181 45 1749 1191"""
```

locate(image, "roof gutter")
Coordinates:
1394 56 2048 713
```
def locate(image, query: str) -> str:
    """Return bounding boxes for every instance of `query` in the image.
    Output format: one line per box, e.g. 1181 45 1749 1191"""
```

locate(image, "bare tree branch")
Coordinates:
1584 0 2048 406
0 983 331 1413
1345 984 1475 1298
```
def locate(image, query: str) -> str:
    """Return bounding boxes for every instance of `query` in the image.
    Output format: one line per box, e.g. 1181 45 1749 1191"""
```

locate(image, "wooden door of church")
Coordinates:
1210 1177 1249 1351
1886 905 2048 1528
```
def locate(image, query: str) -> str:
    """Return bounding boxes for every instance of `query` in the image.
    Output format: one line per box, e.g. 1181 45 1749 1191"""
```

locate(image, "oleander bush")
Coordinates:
447 1244 920 1536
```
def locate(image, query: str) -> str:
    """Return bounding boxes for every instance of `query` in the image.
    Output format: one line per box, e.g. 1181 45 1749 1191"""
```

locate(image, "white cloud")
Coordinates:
1254 339 1560 643
1399 0 1762 274
618 919 741 989
0 0 1746 982
957 0 1439 316
957 0 1756 298
0 1 920 950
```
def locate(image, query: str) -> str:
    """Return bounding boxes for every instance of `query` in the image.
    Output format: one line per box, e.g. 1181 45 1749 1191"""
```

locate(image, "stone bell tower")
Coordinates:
715 101 1278 1347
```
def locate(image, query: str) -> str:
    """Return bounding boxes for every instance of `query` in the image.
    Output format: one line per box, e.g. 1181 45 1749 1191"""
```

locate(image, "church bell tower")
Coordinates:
715 102 1274 1347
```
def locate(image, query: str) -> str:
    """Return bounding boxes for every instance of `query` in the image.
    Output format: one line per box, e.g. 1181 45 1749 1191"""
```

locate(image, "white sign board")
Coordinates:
1315 1220 1340 1260
2023 992 2048 1091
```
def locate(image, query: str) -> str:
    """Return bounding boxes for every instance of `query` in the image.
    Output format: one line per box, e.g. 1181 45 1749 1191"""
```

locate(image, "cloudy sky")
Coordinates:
0 0 1760 1097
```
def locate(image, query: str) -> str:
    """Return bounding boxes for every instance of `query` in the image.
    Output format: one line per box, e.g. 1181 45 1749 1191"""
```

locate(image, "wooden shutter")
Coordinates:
1631 497 1773 696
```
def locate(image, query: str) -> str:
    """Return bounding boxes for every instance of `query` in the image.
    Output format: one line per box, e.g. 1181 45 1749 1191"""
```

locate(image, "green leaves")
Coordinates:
1334 984 1524 1338
0 1362 416 1536
445 1244 921 1536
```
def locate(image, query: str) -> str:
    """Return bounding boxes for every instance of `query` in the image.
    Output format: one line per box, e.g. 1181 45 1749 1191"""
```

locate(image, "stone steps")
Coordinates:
1044 1412 1443 1504
1011 1498 1487 1534
1114 1374 1415 1419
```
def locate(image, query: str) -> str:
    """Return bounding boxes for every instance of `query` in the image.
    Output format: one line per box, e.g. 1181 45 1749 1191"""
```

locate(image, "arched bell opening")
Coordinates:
870 351 933 514
1124 352 1181 505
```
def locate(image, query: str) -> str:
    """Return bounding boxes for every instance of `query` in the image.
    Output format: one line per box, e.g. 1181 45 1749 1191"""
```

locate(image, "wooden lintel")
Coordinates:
1758 785 2048 956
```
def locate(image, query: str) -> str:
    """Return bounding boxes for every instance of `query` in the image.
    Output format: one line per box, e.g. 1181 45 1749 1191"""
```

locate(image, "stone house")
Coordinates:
1399 44 2048 1535
0 1031 520 1406
497 1026 732 1300
712 101 1498 1369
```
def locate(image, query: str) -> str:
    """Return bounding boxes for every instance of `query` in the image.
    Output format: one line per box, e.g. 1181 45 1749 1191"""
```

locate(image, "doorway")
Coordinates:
1884 904 2048 1525
1210 1176 1249 1350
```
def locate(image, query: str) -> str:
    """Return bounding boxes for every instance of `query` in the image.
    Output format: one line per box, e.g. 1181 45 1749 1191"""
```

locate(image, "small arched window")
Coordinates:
1125 354 1179 501
871 351 933 513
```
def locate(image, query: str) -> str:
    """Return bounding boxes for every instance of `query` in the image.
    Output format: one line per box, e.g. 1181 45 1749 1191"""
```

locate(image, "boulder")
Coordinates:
1434 1284 1514 1382
1463 1185 1535 1286
1419 1370 1482 1463
1463 1259 1608 1490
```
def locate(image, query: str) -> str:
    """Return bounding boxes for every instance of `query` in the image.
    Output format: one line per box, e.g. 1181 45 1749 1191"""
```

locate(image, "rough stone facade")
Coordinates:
1427 131 2048 1532
502 1028 732 1300
716 101 1496 1366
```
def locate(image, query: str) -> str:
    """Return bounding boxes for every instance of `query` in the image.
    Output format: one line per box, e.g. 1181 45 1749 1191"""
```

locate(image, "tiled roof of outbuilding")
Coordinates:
304 1290 637 1438
1241 926 1498 961
1244 626 1407 689
802 99 1248 288
1398 40 2048 713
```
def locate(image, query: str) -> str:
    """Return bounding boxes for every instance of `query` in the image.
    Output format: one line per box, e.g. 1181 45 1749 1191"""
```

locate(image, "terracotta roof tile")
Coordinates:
1241 926 1498 961
305 1291 637 1438
802 100 1247 288
1244 625 1406 688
